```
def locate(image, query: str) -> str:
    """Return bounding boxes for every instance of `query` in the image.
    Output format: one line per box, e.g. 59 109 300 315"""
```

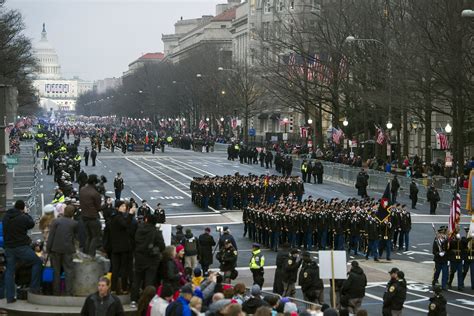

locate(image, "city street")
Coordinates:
34 142 474 315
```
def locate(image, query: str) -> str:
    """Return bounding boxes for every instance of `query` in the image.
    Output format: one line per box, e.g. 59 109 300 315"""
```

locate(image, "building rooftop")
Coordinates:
212 7 237 21
139 52 165 60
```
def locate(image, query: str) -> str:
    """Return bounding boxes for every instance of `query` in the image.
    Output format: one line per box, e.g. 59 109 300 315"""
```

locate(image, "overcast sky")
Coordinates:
6 0 225 81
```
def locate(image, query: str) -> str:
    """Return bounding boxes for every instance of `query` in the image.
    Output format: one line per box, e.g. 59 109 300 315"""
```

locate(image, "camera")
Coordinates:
216 226 223 233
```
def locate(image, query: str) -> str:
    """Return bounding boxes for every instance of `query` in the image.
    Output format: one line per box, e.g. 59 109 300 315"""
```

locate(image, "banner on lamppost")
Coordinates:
386 143 391 157
445 151 453 167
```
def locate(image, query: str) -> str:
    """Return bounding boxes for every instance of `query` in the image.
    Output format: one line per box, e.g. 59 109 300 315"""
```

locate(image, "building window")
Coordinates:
278 0 285 12
250 0 256 15
290 0 295 10
264 0 272 14
311 0 321 11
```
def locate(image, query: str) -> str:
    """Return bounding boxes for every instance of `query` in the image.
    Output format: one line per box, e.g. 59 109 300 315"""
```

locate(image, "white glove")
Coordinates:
439 252 445 257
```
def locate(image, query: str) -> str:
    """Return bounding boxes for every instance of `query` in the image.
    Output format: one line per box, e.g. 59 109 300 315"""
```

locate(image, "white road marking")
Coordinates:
168 157 216 176
417 243 431 246
131 190 143 201
171 221 243 226
331 190 341 194
126 158 191 198
404 298 429 304
409 257 415 259
421 261 434 264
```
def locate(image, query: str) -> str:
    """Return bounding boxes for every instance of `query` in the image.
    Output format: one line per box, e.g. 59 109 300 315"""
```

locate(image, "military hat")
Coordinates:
388 267 399 274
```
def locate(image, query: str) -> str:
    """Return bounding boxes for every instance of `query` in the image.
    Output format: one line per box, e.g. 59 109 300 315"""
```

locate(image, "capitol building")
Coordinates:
32 23 92 112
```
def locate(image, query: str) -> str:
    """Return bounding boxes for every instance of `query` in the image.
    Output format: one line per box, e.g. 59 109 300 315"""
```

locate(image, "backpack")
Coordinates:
184 237 197 253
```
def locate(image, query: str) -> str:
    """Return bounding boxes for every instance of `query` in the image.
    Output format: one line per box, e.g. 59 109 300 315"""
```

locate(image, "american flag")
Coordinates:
300 127 308 138
332 127 344 144
448 188 461 236
435 131 449 150
376 127 385 145
199 120 206 130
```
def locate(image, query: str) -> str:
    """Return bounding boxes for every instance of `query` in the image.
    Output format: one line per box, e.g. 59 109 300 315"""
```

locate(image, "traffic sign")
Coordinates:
249 128 256 137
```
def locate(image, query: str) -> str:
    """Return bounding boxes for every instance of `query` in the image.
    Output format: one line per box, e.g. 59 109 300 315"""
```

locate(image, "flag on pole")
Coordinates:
376 126 385 145
448 186 462 236
332 128 344 144
145 132 149 144
376 183 392 222
300 127 308 138
112 131 117 143
125 132 128 143
199 120 206 130
231 118 237 129
434 130 449 150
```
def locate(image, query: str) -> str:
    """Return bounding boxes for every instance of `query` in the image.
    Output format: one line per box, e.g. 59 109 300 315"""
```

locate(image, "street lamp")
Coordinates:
218 67 224 71
307 118 313 124
386 121 393 130
445 123 452 134
196 73 202 78
461 9 474 17
283 117 289 133
343 119 349 127
206 117 210 122
221 90 226 95
220 117 224 122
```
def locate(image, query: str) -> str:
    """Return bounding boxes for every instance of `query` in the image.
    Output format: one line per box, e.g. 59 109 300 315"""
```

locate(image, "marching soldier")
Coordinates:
448 229 465 290
154 203 166 223
462 228 474 290
249 243 265 288
432 226 449 290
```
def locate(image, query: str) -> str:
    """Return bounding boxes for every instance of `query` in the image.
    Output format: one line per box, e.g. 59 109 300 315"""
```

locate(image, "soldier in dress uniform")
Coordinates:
154 203 166 223
432 226 449 290
447 228 465 290
462 227 474 290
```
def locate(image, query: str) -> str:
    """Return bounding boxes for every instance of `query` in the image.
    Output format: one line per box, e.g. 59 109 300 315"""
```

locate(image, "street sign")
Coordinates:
249 128 256 137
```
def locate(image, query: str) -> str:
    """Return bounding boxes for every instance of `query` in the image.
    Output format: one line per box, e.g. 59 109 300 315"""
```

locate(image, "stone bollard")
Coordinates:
72 253 110 296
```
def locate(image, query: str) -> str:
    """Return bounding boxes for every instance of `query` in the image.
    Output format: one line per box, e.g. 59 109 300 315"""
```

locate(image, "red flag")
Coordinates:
448 189 461 236
145 132 149 144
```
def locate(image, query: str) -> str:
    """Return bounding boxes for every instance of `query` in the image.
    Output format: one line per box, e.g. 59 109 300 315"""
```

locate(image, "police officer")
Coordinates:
300 160 308 183
52 187 65 204
427 184 440 215
83 147 89 166
382 268 406 316
249 243 264 288
91 148 97 167
282 248 301 297
432 226 449 290
113 172 124 200
216 239 238 284
299 251 324 304
428 286 447 316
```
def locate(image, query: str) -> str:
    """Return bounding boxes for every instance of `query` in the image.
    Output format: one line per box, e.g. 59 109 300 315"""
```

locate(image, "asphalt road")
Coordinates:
34 141 474 315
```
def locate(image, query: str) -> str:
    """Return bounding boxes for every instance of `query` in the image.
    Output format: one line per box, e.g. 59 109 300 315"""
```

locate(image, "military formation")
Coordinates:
243 197 412 260
190 174 305 210
431 225 474 291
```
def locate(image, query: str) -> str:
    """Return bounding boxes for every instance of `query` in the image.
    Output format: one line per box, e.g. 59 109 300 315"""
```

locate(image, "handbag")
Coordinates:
42 256 54 283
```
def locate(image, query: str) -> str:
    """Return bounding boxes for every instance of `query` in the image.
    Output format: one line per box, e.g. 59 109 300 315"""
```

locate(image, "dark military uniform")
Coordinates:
216 245 238 283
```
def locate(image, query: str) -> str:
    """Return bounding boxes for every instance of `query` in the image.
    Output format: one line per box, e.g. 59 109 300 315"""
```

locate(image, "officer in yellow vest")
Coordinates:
42 154 48 170
52 187 65 204
301 160 308 183
249 243 265 287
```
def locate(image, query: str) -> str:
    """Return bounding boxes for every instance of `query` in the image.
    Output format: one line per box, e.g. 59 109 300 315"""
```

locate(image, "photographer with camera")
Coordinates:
218 226 237 251
216 240 238 284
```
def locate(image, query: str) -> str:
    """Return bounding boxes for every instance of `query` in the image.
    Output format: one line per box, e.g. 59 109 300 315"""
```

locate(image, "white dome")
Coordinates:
33 23 61 80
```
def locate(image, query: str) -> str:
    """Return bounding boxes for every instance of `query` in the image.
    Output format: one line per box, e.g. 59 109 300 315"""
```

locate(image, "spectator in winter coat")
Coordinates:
183 229 199 269
174 225 185 245
341 261 367 315
218 227 237 250
149 283 174 316
198 228 216 275
3 200 42 303
242 285 269 314
39 207 55 257
166 284 193 316
81 276 124 316
46 205 78 296
131 213 166 303
110 201 136 294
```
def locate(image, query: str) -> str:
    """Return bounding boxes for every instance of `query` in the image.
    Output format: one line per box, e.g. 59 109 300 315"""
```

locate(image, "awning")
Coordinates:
258 113 269 119
270 113 281 120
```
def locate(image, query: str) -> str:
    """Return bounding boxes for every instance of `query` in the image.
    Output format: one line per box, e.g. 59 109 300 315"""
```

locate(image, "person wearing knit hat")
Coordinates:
166 283 193 316
283 302 298 314
192 267 204 286
242 285 266 314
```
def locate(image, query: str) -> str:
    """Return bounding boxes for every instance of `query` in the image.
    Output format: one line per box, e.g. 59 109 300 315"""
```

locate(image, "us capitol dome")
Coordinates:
33 23 61 80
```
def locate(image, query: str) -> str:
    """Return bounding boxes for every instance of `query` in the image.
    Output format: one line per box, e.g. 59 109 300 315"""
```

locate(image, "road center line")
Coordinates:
168 157 216 176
